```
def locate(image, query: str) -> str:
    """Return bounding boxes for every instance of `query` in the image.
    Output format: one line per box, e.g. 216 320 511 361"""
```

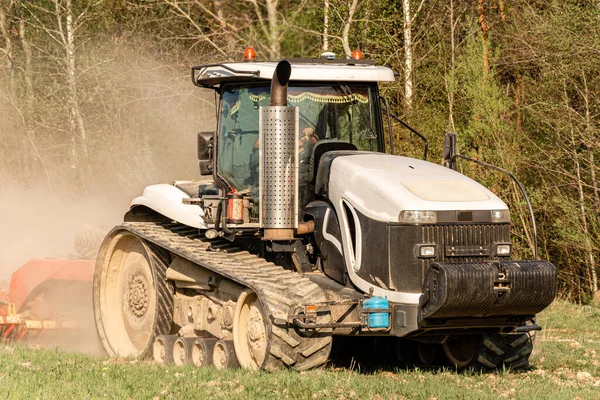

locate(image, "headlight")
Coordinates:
496 243 512 256
398 210 437 224
491 209 510 223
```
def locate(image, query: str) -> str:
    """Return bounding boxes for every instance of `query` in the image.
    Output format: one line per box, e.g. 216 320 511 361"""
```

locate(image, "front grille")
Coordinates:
388 223 510 293
422 224 511 264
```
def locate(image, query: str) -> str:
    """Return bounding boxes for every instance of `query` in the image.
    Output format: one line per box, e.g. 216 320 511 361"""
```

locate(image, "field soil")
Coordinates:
0 299 599 399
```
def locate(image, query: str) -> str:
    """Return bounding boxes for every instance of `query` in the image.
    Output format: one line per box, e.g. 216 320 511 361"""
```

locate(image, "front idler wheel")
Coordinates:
93 231 174 358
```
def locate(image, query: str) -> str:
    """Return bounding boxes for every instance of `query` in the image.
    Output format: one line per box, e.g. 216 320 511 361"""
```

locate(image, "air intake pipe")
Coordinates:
259 61 299 241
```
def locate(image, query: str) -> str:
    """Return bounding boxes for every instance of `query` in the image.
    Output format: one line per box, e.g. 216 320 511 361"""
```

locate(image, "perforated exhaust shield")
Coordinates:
419 260 557 320
259 106 299 229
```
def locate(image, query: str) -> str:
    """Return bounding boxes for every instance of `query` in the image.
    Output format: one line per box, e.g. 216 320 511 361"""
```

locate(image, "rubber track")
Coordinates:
474 332 534 370
117 221 333 371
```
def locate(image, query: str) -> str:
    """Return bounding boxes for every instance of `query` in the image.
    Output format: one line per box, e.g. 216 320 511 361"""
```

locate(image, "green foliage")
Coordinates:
0 0 599 297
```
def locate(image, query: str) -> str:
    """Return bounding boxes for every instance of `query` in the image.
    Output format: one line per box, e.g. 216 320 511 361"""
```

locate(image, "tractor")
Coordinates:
93 49 556 370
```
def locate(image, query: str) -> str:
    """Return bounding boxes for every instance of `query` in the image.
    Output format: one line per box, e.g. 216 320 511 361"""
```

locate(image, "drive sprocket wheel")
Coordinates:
93 231 174 358
444 332 534 370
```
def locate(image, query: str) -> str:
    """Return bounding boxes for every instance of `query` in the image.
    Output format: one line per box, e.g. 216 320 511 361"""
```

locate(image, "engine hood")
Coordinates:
327 153 507 223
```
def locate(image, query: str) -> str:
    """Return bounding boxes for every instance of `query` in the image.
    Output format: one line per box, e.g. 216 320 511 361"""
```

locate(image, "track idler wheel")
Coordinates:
94 231 174 358
213 340 239 369
172 337 196 366
192 338 217 367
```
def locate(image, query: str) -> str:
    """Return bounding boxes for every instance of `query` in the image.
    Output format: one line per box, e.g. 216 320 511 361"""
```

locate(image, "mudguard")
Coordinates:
131 184 207 229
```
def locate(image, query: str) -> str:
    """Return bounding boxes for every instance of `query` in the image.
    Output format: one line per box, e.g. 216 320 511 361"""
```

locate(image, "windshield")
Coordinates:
217 83 381 194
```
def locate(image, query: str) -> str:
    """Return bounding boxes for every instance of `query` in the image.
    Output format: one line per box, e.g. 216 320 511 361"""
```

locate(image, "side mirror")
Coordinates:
198 132 214 176
443 132 457 170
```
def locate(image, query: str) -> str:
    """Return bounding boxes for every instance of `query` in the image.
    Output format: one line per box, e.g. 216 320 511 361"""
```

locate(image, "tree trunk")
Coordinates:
342 0 359 58
447 0 456 131
477 0 489 74
323 0 329 52
266 0 280 60
515 70 522 134
57 0 89 190
402 0 413 111
564 81 597 294
581 71 600 209
0 0 15 98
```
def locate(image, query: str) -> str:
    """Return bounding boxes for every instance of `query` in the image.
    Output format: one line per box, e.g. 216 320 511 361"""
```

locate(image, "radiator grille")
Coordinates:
422 224 511 264
388 223 510 293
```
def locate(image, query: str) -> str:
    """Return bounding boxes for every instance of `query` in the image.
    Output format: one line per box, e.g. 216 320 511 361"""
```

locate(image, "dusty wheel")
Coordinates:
443 335 480 368
213 340 239 369
471 332 534 370
233 291 268 370
93 231 174 358
172 337 196 366
153 335 176 364
192 338 217 367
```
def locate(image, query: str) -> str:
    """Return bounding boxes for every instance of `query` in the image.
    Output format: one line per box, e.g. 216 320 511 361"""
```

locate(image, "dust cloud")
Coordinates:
0 43 215 354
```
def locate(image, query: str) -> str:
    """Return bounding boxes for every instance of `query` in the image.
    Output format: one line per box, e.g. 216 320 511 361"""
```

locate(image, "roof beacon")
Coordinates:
351 49 364 60
243 46 257 62
320 51 335 60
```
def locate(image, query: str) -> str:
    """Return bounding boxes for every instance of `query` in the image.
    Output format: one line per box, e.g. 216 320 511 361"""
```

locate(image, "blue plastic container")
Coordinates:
363 296 389 328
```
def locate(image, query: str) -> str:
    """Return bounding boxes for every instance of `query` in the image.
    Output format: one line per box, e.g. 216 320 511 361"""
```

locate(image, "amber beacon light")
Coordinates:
243 46 257 62
351 49 364 60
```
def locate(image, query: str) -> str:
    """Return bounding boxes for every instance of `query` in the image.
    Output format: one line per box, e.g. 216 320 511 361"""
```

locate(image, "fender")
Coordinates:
130 184 208 229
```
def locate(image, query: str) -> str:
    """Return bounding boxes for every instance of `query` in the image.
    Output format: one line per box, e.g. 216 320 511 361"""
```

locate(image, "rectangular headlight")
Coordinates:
398 210 437 224
496 243 512 256
419 245 436 258
491 210 510 223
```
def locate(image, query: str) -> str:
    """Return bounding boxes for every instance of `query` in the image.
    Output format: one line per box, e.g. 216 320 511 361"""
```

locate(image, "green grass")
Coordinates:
1 300 599 400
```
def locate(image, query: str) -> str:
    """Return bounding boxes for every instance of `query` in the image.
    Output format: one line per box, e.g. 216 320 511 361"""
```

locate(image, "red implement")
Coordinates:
8 259 94 311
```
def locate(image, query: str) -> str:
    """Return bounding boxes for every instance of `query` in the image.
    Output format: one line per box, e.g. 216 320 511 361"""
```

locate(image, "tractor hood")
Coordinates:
326 153 507 223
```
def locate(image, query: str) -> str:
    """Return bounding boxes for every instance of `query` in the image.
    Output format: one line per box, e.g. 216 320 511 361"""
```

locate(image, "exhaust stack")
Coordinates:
259 61 298 241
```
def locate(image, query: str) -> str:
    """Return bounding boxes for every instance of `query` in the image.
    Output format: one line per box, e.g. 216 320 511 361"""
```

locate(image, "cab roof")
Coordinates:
192 58 396 87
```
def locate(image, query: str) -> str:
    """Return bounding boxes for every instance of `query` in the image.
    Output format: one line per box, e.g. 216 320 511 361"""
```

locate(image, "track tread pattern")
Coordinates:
473 332 533 370
116 222 332 370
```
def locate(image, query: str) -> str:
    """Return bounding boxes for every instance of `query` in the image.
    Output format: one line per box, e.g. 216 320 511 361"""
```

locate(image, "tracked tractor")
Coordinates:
93 50 556 370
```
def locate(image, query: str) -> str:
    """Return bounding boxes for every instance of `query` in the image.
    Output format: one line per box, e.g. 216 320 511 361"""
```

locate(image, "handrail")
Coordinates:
451 154 539 260
388 113 428 160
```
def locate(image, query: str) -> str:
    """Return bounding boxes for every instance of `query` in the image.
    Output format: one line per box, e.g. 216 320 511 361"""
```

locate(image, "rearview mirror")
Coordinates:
197 131 214 160
197 132 214 176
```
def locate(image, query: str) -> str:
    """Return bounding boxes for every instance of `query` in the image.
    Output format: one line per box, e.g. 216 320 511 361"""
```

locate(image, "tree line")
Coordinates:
1 0 598 301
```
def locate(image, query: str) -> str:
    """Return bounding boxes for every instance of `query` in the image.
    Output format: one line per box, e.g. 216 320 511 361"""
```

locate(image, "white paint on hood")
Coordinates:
328 154 507 223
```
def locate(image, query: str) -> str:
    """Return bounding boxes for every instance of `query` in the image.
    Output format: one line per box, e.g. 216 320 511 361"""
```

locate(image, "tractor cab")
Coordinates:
191 53 394 203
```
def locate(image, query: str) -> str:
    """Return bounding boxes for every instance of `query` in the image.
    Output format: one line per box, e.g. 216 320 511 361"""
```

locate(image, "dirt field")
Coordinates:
0 299 598 399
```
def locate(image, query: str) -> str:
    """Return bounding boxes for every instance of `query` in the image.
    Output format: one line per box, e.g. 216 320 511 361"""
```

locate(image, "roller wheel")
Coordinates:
213 340 239 369
233 291 268 370
192 338 217 367
172 337 196 366
417 342 444 367
153 335 176 364
443 335 480 368
93 231 174 358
